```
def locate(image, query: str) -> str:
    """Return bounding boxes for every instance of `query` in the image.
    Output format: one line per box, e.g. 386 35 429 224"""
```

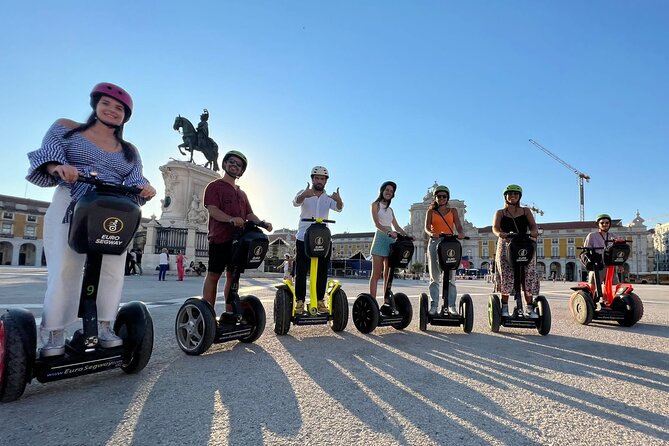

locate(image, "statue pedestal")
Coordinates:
159 160 220 228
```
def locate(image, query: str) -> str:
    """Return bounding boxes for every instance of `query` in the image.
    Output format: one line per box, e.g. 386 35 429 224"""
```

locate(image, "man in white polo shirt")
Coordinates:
293 166 343 314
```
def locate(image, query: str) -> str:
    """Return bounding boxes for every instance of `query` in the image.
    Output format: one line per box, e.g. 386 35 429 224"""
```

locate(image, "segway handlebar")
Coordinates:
577 238 630 251
53 172 144 195
394 234 415 241
301 217 336 224
437 233 469 240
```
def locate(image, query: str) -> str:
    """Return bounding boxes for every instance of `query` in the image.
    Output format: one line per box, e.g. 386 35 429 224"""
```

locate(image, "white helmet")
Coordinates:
310 165 329 178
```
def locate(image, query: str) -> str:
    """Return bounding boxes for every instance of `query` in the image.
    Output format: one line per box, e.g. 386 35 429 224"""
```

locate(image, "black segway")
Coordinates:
273 218 348 335
419 234 474 333
352 235 414 333
488 233 551 335
175 222 269 355
0 174 154 403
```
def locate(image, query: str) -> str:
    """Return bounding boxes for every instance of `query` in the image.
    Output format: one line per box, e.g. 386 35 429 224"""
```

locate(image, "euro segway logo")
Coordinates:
615 252 625 263
253 246 263 257
103 218 123 234
446 249 456 257
314 236 325 252
402 250 410 259
517 248 528 262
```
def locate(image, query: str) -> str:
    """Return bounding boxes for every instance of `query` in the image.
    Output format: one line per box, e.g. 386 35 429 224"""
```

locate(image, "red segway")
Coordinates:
569 239 643 326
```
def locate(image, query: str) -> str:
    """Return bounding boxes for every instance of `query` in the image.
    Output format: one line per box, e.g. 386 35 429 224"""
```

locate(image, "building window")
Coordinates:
537 245 544 258
27 215 37 222
568 237 574 244
552 238 558 244
1 222 12 235
24 225 36 239
482 246 489 258
551 246 559 257
2 211 13 220
567 246 575 257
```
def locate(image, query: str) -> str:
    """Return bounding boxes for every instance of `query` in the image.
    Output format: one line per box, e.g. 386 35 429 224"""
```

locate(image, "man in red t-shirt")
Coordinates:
202 150 273 309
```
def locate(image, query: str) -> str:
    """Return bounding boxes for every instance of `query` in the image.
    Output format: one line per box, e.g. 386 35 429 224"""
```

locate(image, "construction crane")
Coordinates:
529 139 590 221
522 202 544 217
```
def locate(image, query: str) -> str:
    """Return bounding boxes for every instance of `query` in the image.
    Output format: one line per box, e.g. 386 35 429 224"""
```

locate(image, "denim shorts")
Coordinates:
370 230 393 257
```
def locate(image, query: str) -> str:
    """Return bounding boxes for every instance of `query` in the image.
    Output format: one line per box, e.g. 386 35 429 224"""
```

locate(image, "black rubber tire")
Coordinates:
352 293 379 334
239 295 266 343
392 293 413 330
273 288 293 335
488 294 501 333
330 288 349 332
460 294 474 334
0 309 36 403
569 291 594 325
174 298 217 355
617 293 644 327
534 295 552 336
115 302 154 374
419 293 429 332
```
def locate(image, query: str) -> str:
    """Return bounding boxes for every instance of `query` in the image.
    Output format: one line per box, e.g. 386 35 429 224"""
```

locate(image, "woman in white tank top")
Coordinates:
369 181 408 308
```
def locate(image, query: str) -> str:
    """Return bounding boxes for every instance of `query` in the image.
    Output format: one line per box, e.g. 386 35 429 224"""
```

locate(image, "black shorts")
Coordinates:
208 241 234 274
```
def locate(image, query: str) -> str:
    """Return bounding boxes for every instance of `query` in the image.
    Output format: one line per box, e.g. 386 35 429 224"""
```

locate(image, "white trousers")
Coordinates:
42 186 125 330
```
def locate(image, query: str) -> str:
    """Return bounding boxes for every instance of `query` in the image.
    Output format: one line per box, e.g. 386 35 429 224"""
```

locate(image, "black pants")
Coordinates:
295 239 330 302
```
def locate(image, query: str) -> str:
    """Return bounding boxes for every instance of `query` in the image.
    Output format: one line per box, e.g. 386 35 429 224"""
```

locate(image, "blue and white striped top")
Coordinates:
26 122 149 221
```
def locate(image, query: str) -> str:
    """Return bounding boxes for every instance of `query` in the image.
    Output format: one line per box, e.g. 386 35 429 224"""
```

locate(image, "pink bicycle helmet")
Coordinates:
90 82 133 122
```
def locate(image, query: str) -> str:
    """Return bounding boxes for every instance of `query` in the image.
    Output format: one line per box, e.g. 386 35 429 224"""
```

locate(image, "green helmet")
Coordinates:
596 213 612 222
433 185 450 198
223 150 247 175
503 184 523 196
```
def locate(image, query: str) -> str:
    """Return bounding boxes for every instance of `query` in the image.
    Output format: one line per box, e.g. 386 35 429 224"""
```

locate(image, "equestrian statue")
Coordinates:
173 109 220 171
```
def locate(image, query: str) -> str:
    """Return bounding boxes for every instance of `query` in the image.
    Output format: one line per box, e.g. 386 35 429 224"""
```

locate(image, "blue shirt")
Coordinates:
26 122 149 221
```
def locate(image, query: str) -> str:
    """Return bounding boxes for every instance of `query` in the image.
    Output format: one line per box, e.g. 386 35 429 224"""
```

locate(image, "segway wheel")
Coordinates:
330 288 349 332
115 302 154 373
352 293 379 334
419 293 429 332
273 287 293 335
0 309 36 403
569 291 594 325
534 295 551 336
175 298 217 355
617 293 644 327
392 293 413 330
460 294 474 334
487 294 501 333
239 295 266 343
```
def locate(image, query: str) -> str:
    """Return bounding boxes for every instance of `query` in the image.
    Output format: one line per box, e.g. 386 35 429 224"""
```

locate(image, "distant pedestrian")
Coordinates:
134 248 143 276
176 250 186 281
159 248 169 281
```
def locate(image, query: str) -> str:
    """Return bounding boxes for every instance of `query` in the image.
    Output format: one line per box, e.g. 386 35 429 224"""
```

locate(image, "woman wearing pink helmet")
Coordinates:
26 82 156 357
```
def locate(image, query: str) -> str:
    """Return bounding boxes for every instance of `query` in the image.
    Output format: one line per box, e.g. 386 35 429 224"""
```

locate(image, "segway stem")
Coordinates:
78 252 103 346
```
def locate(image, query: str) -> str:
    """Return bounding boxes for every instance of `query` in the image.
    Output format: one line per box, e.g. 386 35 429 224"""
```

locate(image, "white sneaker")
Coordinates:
526 304 539 319
98 321 123 348
40 328 65 357
501 304 510 317
448 305 458 316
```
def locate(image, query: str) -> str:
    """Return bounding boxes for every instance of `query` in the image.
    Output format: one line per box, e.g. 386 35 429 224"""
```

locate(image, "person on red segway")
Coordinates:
492 184 540 318
425 185 465 316
26 82 157 357
583 214 619 299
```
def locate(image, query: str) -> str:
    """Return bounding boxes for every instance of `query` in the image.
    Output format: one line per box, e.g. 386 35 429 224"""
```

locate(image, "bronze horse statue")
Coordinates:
173 116 219 171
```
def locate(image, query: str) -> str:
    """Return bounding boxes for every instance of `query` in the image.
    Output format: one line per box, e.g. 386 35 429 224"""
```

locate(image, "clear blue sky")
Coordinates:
3 1 668 233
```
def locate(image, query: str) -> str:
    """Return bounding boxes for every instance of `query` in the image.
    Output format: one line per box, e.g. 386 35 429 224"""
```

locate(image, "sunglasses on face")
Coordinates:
599 221 611 225
436 195 449 199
